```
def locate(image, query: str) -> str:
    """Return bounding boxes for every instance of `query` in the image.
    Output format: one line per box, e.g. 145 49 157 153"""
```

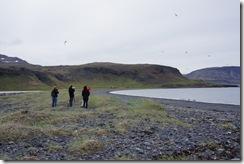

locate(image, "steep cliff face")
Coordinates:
185 66 240 85
68 62 187 84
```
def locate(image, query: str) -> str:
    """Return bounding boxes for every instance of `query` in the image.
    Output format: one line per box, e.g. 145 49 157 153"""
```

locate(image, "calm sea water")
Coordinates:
110 87 240 105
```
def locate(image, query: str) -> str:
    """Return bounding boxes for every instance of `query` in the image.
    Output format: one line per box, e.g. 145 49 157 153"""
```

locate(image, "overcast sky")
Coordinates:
0 0 240 74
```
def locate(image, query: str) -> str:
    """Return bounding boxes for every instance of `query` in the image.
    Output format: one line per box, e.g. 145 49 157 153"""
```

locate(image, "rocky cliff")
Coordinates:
185 66 240 85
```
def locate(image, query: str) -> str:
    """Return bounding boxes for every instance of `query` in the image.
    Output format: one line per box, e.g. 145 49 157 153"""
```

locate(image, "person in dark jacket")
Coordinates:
82 86 90 109
69 85 75 107
51 86 59 107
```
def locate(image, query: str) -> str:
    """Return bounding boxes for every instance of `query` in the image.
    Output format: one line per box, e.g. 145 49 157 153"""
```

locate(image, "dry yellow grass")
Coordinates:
0 124 43 141
67 137 105 154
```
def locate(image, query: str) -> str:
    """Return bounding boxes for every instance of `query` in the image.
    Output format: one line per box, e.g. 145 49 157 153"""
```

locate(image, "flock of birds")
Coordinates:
63 13 212 59
161 13 212 58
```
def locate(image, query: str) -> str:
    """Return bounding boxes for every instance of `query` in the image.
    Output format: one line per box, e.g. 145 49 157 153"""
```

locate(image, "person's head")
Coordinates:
69 85 73 88
53 86 57 90
84 86 87 90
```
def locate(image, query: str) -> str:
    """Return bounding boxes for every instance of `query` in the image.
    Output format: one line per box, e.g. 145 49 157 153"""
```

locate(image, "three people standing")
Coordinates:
51 85 90 108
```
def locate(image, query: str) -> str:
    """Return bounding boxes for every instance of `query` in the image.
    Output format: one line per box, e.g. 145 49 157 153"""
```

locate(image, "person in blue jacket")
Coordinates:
51 86 59 107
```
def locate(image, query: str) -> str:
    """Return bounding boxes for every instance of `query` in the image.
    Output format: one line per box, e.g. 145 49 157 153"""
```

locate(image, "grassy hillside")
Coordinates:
0 62 230 91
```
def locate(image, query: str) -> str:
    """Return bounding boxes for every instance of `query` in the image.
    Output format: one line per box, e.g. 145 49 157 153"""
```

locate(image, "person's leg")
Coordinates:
86 99 89 109
54 97 57 107
83 98 86 108
52 97 55 107
84 99 88 109
52 97 57 107
70 97 73 107
83 99 87 108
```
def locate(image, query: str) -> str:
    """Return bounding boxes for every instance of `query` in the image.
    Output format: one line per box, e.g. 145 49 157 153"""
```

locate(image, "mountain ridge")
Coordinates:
0 54 31 66
0 55 238 90
185 66 240 85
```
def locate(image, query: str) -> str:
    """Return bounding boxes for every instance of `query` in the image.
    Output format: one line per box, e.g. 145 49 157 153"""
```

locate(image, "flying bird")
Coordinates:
185 51 187 54
64 41 67 44
175 13 178 17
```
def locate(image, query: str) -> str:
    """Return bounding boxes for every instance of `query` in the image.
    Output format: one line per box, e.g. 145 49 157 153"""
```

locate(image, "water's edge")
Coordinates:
109 88 240 105
92 89 240 113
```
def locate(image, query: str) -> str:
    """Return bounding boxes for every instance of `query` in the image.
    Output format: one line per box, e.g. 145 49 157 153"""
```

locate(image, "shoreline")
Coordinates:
91 88 241 160
92 89 240 113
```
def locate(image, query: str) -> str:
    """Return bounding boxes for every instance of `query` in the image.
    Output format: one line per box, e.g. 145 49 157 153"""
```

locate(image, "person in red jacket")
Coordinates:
82 86 90 109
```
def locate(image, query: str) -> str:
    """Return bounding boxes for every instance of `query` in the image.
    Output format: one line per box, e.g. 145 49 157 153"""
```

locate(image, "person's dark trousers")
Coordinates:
52 97 57 107
83 98 88 109
69 97 74 107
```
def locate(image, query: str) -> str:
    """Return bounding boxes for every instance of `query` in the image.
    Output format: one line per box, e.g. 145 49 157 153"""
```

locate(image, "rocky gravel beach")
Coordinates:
0 89 241 160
